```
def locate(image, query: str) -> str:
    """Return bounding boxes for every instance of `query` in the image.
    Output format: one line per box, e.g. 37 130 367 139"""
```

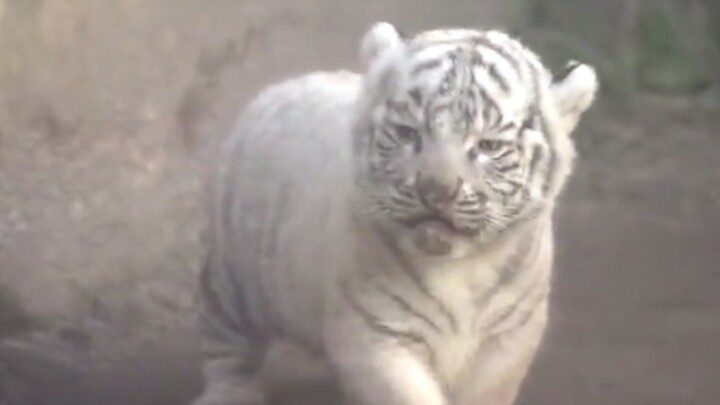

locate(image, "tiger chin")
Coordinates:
194 22 598 405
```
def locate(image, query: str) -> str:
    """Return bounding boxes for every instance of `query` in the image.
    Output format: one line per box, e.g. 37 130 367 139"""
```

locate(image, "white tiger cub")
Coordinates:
195 22 598 405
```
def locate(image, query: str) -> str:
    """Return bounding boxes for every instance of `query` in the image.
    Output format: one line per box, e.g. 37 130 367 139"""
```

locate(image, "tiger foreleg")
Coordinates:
325 317 447 405
194 355 266 405
454 309 547 405
331 348 447 405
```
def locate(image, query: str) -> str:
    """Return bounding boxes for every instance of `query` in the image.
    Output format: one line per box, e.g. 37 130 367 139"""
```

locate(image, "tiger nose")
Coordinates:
416 173 461 210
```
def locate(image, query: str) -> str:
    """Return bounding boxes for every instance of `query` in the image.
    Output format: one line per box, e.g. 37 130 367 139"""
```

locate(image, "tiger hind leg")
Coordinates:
193 349 268 405
193 262 271 405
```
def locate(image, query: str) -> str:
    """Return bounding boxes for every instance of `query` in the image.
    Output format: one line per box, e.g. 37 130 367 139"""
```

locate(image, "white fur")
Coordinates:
360 22 404 67
194 23 597 405
551 62 599 133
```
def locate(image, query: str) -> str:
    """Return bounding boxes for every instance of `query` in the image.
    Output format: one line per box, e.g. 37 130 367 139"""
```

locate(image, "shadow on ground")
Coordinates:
5 203 718 405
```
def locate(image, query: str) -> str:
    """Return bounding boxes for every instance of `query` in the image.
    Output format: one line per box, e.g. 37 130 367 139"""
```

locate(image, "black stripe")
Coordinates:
429 100 455 118
495 183 517 199
341 283 436 361
491 288 548 339
521 112 538 132
522 58 556 197
411 58 444 76
376 139 395 152
517 127 528 154
504 179 524 196
454 208 482 217
476 289 547 360
380 232 459 332
396 185 416 200
496 162 521 173
376 146 395 160
497 199 543 243
495 148 516 161
199 258 252 334
457 197 479 207
410 35 484 53
408 88 423 105
496 121 517 134
524 57 543 104
473 231 537 328
199 260 229 321
538 112 557 196
214 163 258 335
483 268 546 333
258 178 289 277
385 100 413 120
477 86 501 129
399 255 459 332
369 279 443 333
527 144 543 183
377 150 393 160
380 126 401 146
469 48 487 67
555 60 582 84
471 37 523 81
390 195 418 208
487 64 511 93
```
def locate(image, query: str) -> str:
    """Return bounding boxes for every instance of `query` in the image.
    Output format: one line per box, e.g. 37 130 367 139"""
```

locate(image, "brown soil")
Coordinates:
1 1 719 404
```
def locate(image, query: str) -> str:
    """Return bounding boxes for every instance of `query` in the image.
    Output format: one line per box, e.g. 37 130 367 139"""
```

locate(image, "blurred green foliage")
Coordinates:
508 0 719 101
705 0 720 46
637 5 678 57
635 3 714 94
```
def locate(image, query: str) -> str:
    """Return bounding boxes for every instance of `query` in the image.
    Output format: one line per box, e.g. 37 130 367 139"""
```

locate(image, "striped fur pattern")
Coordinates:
194 22 597 405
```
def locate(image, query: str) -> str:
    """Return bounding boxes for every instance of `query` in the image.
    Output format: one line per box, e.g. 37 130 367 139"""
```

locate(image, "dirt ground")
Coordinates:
1 1 719 404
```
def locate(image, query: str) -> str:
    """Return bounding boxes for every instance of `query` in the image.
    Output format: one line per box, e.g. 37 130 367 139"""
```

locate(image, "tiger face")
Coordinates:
351 23 598 257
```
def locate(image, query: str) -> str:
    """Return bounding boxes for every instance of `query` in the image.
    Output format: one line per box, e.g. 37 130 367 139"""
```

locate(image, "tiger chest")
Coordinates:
424 260 500 385
432 264 548 393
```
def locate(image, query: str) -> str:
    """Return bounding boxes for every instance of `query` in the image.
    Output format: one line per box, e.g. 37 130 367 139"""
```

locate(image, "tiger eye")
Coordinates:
521 115 536 130
395 125 422 153
476 139 503 152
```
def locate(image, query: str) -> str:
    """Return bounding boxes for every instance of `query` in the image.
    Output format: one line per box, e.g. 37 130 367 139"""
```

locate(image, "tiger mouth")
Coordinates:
400 214 478 237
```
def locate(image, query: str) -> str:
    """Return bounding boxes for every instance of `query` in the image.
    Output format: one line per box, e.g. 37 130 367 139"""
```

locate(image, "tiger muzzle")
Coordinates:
416 172 462 211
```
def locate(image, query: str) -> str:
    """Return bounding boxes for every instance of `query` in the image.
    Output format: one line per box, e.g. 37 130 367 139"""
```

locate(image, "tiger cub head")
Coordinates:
351 22 598 258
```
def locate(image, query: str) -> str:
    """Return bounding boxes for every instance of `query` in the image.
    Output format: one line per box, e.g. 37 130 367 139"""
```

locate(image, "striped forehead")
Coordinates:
399 31 542 134
410 28 486 45
406 30 540 94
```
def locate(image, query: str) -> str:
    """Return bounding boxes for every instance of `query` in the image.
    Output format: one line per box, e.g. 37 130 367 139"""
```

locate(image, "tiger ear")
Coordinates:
360 22 405 69
549 61 599 134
